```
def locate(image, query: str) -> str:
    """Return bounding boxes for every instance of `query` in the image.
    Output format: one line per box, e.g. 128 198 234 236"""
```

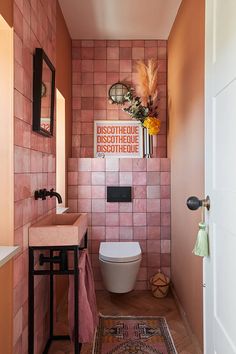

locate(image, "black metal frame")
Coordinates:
28 232 88 353
33 48 55 137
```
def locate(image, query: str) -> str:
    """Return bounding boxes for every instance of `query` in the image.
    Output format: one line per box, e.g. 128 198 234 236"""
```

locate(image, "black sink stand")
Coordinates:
28 232 88 354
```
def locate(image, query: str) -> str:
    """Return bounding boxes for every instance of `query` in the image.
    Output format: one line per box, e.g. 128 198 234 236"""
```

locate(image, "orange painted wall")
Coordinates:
0 0 13 27
168 0 205 348
0 262 13 354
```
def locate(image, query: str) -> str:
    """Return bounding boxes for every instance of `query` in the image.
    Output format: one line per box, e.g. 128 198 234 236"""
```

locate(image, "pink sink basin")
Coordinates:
29 213 88 246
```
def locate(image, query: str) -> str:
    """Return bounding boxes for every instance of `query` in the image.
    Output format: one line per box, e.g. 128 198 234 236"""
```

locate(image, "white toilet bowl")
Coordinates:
99 242 142 293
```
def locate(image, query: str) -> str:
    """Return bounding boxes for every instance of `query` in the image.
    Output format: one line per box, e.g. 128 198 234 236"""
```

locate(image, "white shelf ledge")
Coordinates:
0 246 20 268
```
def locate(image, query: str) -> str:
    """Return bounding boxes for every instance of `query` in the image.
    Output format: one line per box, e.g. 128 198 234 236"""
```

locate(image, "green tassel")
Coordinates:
193 222 209 257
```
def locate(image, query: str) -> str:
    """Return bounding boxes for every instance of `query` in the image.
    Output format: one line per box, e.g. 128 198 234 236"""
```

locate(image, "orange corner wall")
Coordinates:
168 0 205 348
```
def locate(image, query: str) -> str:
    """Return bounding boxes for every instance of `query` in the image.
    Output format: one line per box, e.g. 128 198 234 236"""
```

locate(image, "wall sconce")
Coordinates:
108 82 129 105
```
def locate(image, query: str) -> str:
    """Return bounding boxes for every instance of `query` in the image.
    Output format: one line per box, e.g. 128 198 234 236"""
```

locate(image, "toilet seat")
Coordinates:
99 242 141 263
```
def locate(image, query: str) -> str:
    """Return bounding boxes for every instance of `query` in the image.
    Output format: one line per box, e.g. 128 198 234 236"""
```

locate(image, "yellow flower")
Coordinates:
143 117 161 135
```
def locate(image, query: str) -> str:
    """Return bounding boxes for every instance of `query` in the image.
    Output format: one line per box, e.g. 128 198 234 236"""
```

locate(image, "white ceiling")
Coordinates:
59 0 182 40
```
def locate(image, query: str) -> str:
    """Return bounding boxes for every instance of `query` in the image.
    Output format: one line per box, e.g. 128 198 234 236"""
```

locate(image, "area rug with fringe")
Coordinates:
93 315 177 354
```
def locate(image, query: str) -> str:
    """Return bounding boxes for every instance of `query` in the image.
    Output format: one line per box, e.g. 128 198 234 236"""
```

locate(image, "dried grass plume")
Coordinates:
136 59 158 105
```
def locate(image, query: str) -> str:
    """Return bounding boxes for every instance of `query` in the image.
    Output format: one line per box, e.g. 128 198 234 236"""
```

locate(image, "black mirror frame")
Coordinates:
33 48 55 137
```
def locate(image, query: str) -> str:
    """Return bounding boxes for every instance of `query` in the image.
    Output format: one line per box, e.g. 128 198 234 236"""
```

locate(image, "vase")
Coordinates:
143 127 153 158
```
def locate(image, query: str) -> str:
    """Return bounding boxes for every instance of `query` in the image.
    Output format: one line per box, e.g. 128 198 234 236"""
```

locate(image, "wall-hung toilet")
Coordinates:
99 242 142 293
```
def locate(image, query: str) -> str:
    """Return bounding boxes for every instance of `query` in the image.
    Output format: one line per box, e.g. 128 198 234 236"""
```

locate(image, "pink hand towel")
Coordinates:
68 249 98 343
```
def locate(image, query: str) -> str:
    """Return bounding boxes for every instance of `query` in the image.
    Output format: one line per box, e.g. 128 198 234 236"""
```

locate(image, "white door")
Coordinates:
204 0 236 353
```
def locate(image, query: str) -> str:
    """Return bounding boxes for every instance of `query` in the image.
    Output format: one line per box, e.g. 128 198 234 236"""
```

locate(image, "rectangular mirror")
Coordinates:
33 48 55 137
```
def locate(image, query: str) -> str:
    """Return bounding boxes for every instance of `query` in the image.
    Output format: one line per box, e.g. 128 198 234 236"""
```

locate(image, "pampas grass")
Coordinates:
136 59 158 106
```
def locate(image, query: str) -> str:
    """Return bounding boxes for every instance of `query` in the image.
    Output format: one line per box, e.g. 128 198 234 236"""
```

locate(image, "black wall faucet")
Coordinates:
34 188 63 203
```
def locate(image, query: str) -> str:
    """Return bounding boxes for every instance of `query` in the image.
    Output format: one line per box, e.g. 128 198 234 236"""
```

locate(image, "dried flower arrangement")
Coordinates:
123 59 161 135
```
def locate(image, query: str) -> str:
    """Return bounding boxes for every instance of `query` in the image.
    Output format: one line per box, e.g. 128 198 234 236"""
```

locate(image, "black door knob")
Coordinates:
186 196 210 210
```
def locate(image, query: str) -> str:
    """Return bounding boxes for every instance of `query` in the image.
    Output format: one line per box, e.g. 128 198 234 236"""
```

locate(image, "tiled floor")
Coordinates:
49 290 201 354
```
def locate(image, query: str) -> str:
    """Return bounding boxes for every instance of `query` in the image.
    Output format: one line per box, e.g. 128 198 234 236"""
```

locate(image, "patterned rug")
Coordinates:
93 315 177 354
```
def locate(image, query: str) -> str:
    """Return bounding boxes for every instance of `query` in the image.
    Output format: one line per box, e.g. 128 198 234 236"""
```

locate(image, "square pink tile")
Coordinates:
161 199 171 212
94 72 107 84
133 226 146 240
147 226 161 240
68 158 78 172
92 172 105 185
119 226 133 240
120 40 132 47
133 199 147 213
78 199 91 213
78 172 91 185
119 203 132 213
132 47 145 59
119 172 132 185
106 213 119 226
147 240 160 254
94 84 107 97
106 158 119 171
92 213 106 226
81 40 94 47
68 172 78 185
91 226 106 240
94 97 107 109
119 213 132 226
68 186 78 199
147 186 160 199
160 159 170 171
94 47 107 59
92 158 105 171
106 202 119 213
132 159 146 171
133 186 147 199
160 172 170 185
81 72 93 84
133 213 146 226
120 60 132 72
161 240 170 253
147 199 161 212
91 186 105 198
77 158 91 172
106 172 119 186
133 172 147 185
81 84 93 97
161 213 171 226
147 254 161 268
161 226 171 240
107 60 119 72
78 185 92 198
147 158 160 171
81 59 93 72
107 47 119 59
147 172 160 185
81 47 94 59
147 213 161 226
160 186 170 198
94 60 106 72
160 254 171 267
106 227 119 240
92 199 105 212
81 97 93 109
119 159 132 171
120 47 132 59
145 47 158 59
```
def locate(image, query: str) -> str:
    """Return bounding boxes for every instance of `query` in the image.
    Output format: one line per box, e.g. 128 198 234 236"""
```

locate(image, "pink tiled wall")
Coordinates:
72 40 167 158
68 158 171 290
13 1 57 353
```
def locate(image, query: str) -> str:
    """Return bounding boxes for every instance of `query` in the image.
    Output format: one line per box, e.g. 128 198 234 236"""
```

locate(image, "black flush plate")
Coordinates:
107 186 132 203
